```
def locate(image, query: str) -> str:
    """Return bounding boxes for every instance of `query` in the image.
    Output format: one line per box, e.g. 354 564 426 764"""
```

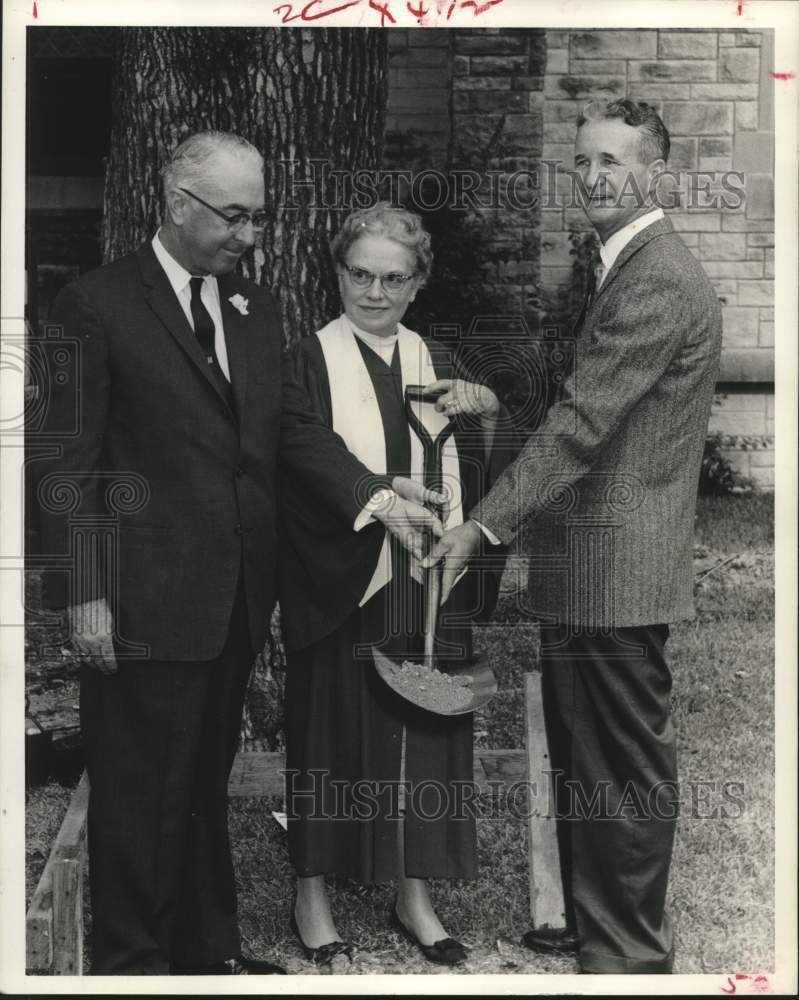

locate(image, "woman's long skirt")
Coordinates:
285 573 477 884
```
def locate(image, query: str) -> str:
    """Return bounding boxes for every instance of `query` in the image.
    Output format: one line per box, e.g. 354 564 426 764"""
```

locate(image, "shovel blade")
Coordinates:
371 645 497 717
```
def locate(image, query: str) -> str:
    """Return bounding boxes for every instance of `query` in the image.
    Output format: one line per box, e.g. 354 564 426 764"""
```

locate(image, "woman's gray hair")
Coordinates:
161 131 263 197
330 202 433 285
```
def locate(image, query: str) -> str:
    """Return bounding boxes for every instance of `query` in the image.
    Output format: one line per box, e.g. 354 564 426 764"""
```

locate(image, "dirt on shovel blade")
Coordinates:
383 659 474 712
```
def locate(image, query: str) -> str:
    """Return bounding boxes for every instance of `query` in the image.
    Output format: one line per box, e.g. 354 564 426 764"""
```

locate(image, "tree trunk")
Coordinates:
103 27 389 747
104 26 388 342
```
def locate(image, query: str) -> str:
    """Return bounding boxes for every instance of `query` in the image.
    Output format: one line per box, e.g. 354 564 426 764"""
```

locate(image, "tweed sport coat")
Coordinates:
471 216 722 627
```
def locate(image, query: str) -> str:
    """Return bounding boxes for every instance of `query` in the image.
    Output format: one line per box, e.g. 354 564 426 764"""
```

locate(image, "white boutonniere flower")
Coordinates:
229 294 249 316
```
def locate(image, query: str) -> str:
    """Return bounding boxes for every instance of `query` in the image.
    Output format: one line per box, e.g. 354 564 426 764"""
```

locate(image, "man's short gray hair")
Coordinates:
578 99 670 164
161 131 263 197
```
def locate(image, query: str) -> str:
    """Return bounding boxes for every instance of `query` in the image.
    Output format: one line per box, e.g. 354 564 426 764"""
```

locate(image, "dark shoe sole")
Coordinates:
521 929 579 956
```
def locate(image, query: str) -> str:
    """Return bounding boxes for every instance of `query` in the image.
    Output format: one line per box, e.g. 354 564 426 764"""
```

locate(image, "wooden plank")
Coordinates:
524 671 567 931
26 908 53 974
228 750 286 797
51 857 83 975
51 772 89 855
26 743 555 973
229 748 530 797
26 772 89 973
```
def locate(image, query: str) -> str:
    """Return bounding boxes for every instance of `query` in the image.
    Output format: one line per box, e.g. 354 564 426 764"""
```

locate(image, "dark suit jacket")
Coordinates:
34 241 379 661
472 217 722 626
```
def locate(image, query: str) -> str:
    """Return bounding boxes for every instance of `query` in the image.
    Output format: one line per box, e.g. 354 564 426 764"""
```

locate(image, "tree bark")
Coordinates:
104 26 388 343
103 27 388 746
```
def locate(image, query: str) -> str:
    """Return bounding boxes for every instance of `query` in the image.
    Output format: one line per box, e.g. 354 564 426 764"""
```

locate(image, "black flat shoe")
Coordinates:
389 904 468 966
173 954 286 974
290 911 354 966
521 927 580 955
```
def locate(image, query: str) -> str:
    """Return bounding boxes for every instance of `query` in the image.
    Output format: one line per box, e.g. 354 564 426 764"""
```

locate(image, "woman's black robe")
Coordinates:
278 332 515 883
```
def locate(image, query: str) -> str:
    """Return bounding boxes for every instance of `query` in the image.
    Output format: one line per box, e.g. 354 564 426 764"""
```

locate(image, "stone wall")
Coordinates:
450 28 545 317
385 28 776 487
387 28 546 323
541 27 774 487
386 29 452 166
711 392 775 488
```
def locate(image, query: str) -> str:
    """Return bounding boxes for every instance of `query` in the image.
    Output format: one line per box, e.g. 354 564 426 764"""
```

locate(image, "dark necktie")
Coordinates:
593 260 607 292
586 256 607 308
188 277 235 414
189 276 219 369
573 263 596 334
571 253 606 342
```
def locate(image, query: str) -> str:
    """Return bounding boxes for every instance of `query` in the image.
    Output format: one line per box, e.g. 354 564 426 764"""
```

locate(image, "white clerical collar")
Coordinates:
152 229 215 297
347 317 398 360
599 208 664 273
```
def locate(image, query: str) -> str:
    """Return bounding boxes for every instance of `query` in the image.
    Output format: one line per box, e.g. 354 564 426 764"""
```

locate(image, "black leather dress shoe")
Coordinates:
389 905 468 966
521 927 580 955
290 912 354 967
173 955 287 974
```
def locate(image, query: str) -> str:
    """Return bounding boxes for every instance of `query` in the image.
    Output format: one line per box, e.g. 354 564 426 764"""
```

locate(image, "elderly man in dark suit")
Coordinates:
425 100 722 974
34 130 439 976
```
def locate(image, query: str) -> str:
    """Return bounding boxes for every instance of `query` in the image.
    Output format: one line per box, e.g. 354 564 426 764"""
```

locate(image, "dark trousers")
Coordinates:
80 582 253 974
540 623 677 974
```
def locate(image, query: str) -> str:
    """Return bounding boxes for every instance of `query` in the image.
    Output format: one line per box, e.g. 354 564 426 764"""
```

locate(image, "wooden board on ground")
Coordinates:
525 669 567 930
26 771 89 974
227 747 528 797
27 741 553 974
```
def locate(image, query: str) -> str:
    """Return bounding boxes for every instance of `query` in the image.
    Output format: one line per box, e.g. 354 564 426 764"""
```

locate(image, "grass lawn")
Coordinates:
25 493 775 976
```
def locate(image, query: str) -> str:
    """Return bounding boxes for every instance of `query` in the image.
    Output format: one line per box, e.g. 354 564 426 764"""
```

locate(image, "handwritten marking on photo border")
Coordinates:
271 0 506 26
720 973 773 995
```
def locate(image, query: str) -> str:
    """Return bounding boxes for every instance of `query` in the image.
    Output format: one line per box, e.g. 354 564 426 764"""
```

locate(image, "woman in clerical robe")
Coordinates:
277 203 515 968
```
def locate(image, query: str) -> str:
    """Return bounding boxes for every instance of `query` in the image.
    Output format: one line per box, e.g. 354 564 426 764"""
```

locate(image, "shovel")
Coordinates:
371 384 498 717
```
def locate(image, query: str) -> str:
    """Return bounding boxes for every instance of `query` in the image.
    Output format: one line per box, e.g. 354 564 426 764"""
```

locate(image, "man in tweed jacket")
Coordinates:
426 100 722 973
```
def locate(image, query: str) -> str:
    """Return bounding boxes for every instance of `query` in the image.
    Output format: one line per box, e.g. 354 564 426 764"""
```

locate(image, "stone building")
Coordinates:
26 26 775 487
386 27 775 488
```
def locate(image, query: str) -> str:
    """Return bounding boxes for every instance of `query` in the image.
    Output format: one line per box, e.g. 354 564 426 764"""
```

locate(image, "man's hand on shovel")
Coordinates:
68 597 118 675
421 519 483 603
370 476 446 562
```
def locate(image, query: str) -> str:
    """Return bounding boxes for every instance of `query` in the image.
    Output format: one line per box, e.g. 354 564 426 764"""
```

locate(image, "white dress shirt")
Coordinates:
151 230 231 380
350 321 398 364
597 207 665 285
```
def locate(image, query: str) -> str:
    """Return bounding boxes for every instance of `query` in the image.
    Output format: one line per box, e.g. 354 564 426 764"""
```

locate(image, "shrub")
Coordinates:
699 433 755 496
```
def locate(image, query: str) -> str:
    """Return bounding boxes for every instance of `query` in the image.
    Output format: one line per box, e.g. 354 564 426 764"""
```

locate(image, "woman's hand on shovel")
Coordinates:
368 478 446 562
421 520 483 603
391 476 447 511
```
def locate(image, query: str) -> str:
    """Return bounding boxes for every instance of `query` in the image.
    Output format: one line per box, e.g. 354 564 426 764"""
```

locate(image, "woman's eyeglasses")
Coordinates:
179 187 268 232
343 264 417 293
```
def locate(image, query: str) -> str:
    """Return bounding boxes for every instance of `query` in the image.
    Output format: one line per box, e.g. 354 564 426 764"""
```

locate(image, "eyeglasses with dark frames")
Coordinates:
342 264 417 293
178 187 268 232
